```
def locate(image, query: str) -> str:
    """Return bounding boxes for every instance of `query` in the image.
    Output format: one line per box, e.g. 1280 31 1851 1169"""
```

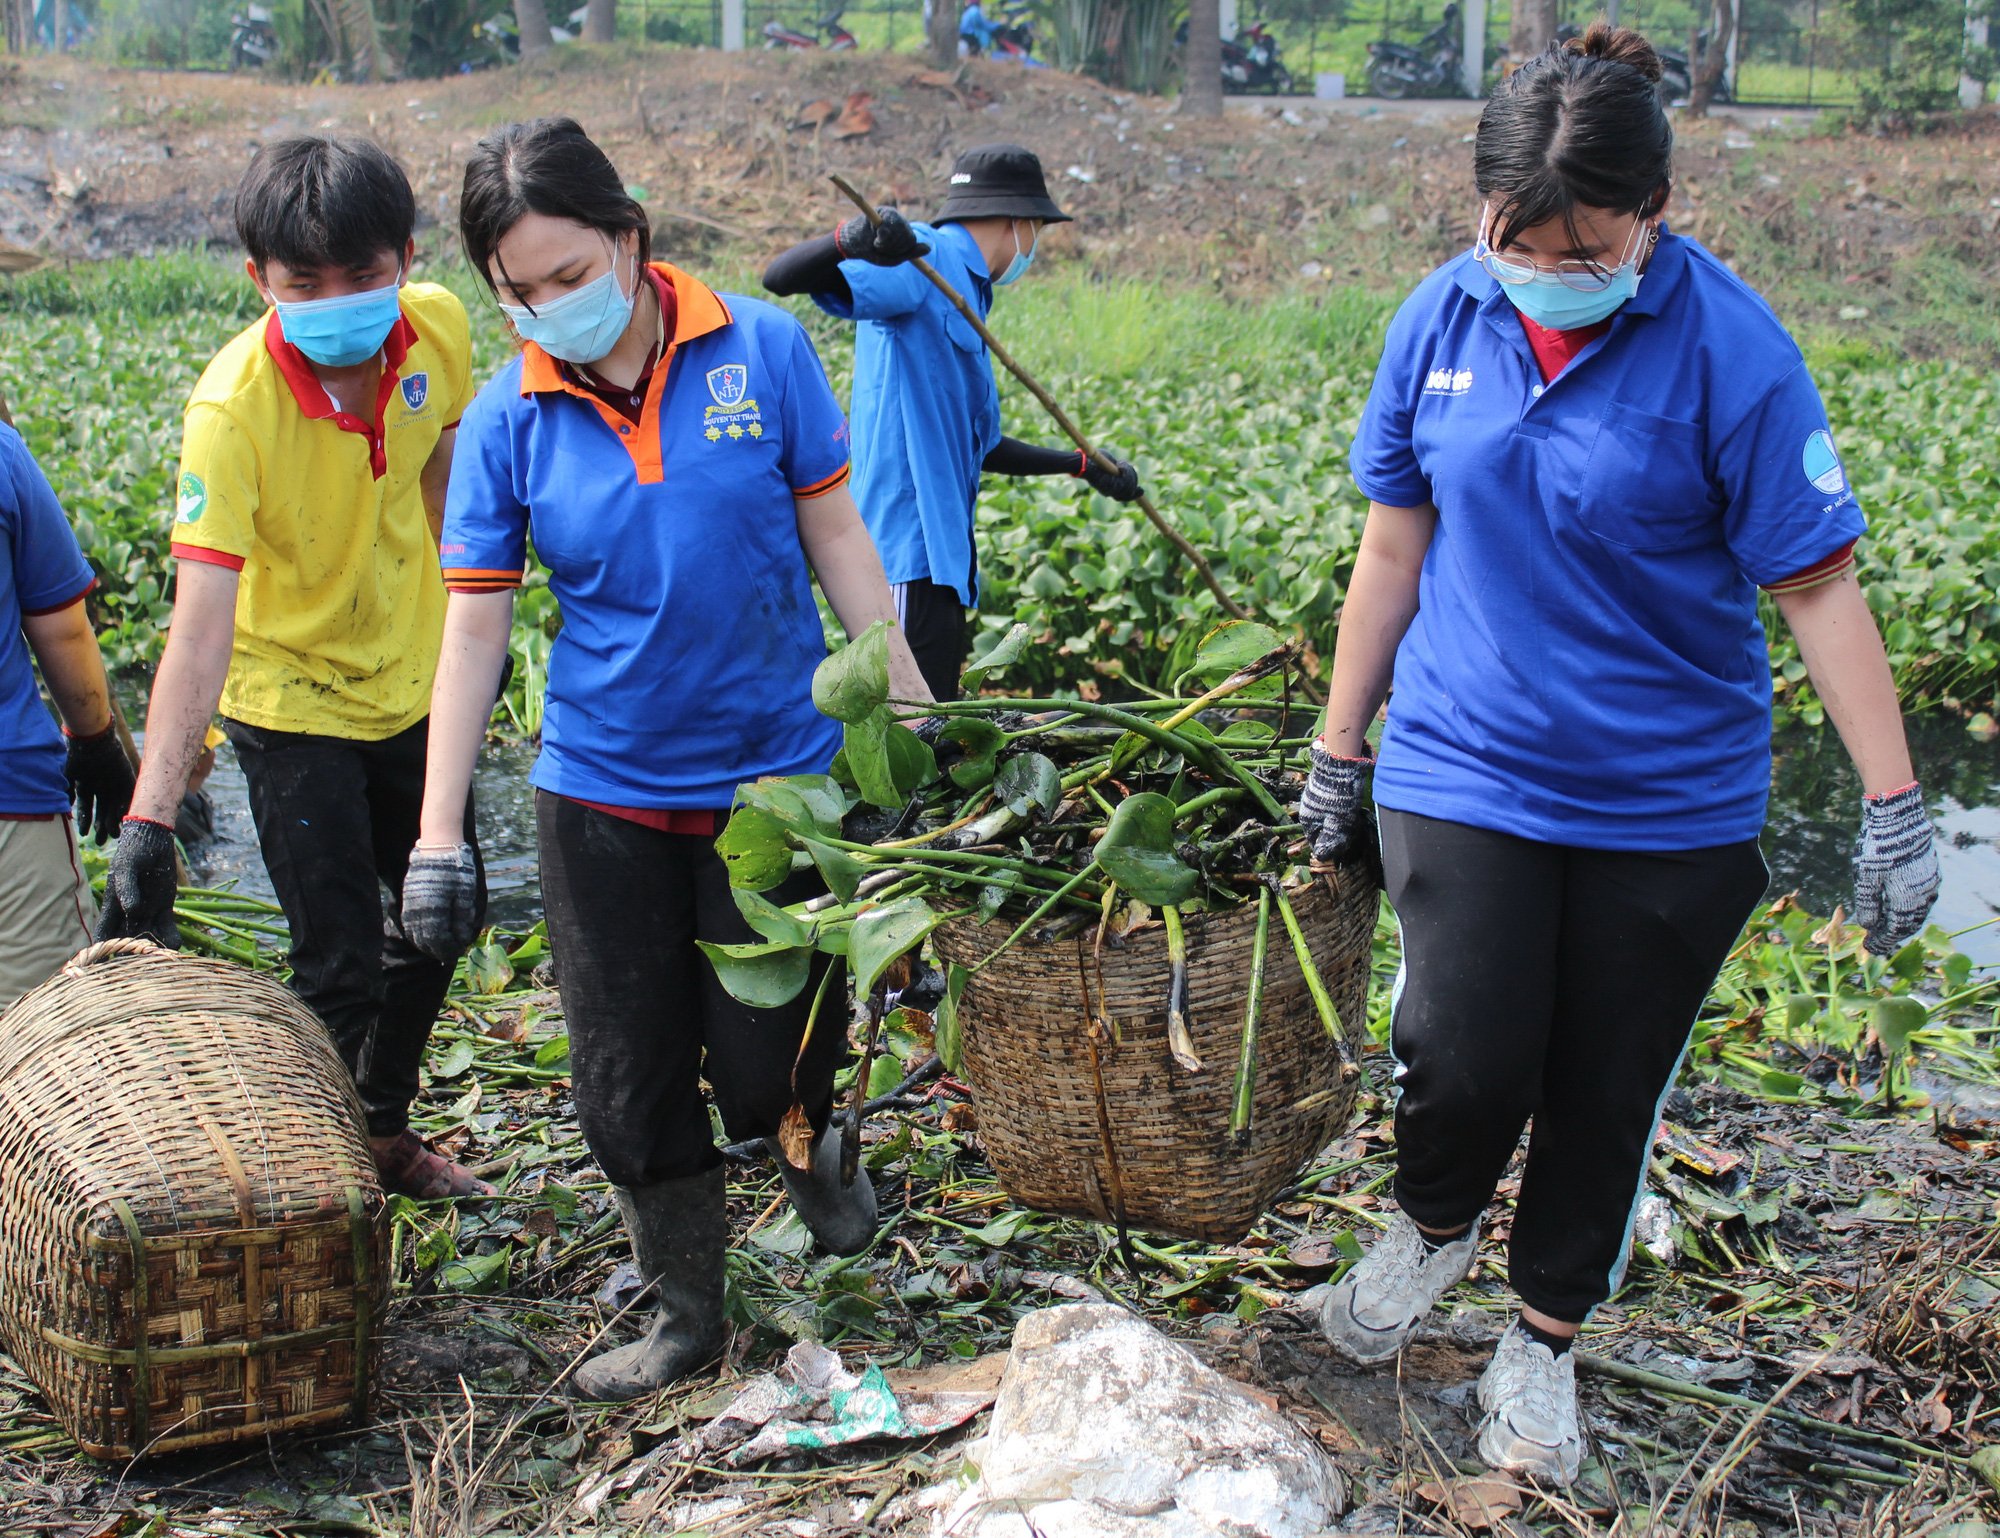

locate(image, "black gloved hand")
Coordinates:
1852 783 1940 957
1298 741 1373 868
835 208 930 268
96 817 180 948
402 843 483 963
65 723 136 846
1081 454 1144 503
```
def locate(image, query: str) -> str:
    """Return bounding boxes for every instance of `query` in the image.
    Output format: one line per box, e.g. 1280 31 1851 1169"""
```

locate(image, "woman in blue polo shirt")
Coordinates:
400 118 932 1402
1298 27 1939 1482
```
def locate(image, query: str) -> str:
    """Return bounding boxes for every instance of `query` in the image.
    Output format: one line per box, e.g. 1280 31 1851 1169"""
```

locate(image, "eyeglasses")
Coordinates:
1473 206 1648 292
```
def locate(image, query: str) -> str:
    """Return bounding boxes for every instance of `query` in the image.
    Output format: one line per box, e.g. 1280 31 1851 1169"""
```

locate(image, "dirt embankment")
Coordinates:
2 50 1997 335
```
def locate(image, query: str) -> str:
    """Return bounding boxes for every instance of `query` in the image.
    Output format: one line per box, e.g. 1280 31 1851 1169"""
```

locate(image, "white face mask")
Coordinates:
501 244 637 364
995 221 1038 286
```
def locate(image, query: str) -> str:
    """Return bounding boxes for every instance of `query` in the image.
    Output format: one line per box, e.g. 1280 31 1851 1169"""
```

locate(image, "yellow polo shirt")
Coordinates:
170 283 473 740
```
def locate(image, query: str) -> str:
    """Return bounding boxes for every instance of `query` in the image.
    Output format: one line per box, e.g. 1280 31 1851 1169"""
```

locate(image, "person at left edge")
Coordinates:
402 118 933 1403
96 136 493 1202
0 421 133 1009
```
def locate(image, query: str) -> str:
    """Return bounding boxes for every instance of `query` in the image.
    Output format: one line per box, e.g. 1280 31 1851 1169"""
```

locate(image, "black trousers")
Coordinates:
895 577 969 703
535 792 848 1188
225 716 485 1139
1379 807 1767 1323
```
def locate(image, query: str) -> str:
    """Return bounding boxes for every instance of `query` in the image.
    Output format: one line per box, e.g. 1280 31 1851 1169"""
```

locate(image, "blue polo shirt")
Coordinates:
1351 231 1865 851
812 221 1002 605
1 425 96 815
441 265 849 809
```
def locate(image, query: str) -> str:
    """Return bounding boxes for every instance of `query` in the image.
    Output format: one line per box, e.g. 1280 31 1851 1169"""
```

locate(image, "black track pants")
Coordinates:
1379 807 1768 1323
535 792 848 1188
226 716 484 1139
894 578 969 703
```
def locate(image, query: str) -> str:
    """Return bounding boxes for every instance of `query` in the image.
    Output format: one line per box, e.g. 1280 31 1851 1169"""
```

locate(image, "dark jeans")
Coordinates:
535 792 848 1188
1379 807 1768 1323
895 577 969 703
225 716 484 1139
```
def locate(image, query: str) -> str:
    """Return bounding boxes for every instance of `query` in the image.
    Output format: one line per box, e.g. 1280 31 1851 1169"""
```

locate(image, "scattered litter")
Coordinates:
1064 164 1096 183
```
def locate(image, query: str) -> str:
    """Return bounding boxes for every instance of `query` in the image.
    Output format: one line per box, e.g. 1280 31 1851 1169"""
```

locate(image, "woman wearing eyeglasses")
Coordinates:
1296 25 1938 1482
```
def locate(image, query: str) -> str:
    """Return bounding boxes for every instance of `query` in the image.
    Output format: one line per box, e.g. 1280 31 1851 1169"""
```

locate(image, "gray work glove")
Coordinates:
96 817 180 948
1852 783 1940 957
835 208 929 267
402 843 482 963
1298 740 1373 867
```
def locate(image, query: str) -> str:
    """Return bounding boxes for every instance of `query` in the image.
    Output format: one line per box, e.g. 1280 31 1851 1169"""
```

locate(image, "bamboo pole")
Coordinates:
827 173 1250 624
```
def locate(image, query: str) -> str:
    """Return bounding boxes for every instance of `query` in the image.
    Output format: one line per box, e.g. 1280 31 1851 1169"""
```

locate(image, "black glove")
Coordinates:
1852 783 1940 957
835 208 929 268
96 817 180 948
1081 454 1144 503
402 843 483 963
1298 741 1373 867
65 723 135 846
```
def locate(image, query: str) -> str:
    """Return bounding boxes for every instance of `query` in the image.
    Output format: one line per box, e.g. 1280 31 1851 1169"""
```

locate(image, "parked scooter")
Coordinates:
1172 18 1293 93
763 4 857 48
1365 2 1466 98
1655 33 1733 104
229 4 277 69
477 8 582 59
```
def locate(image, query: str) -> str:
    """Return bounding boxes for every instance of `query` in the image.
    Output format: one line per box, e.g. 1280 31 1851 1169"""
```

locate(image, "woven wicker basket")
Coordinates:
933 869 1376 1244
0 940 386 1459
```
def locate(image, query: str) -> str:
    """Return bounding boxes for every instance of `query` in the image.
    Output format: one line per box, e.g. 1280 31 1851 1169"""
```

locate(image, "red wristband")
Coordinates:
61 720 116 743
122 815 175 832
1074 450 1089 478
1863 780 1921 802
832 221 850 258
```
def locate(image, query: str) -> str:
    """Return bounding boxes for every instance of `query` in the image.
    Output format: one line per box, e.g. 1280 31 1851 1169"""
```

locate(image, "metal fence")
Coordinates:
617 0 1871 104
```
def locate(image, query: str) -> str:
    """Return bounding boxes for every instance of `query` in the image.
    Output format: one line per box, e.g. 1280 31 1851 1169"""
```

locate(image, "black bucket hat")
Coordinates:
935 144 1072 226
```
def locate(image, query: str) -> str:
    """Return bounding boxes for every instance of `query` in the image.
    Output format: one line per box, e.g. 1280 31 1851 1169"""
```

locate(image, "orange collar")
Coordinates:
518 263 732 398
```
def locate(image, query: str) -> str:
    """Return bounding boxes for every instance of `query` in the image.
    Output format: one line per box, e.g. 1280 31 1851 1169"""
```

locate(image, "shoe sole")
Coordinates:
1475 1412 1581 1485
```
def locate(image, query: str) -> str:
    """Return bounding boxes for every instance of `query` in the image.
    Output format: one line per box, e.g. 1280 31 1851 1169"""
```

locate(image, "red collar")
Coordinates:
263 305 419 480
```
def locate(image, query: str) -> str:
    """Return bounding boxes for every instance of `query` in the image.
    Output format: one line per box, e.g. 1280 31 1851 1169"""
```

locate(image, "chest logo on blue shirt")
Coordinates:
701 363 764 443
1802 430 1846 497
1423 366 1474 397
401 372 430 412
706 366 749 409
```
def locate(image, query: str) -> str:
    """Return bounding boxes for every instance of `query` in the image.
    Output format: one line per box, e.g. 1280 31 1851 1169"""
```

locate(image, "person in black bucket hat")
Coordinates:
764 144 1145 699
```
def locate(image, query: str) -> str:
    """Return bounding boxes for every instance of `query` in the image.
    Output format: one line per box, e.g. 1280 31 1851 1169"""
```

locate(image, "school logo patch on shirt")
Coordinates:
706 365 749 410
175 472 207 524
1802 429 1846 496
1423 366 1474 397
401 372 430 412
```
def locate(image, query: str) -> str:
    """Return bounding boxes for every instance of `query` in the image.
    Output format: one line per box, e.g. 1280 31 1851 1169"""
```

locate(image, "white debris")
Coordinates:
934 1303 1345 1538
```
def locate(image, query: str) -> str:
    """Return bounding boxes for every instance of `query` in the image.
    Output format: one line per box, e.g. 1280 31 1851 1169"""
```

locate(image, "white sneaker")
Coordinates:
1475 1320 1584 1484
1318 1211 1479 1365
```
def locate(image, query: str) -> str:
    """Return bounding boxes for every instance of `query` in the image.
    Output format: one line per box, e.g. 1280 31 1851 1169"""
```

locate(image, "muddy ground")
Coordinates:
2 49 1998 345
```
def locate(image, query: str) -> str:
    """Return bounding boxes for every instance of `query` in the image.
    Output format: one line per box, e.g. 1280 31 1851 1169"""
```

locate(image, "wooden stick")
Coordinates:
828 173 1250 624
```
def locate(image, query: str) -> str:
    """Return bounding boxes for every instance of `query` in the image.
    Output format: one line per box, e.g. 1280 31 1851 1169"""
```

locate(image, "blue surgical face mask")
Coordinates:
1479 210 1653 330
272 272 405 368
994 221 1038 287
501 247 637 365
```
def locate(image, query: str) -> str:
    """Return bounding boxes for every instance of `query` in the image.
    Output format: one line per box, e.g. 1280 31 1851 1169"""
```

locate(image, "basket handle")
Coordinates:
63 938 163 974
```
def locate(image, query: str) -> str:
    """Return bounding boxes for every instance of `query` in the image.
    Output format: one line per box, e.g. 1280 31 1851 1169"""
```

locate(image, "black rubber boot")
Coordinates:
570 1167 727 1402
765 1124 878 1256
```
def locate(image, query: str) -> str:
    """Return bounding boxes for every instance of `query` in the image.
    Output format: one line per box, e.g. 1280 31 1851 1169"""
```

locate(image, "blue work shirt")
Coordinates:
813 221 1002 605
1350 230 1865 851
442 265 849 809
1 425 96 815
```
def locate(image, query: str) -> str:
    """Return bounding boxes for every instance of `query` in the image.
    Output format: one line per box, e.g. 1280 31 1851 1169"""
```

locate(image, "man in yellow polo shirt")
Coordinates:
100 135 491 1200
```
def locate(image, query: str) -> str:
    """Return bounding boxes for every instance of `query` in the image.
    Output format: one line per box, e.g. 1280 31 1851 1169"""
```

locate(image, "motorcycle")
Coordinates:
1656 33 1733 105
763 4 857 48
959 0 1040 63
1365 2 1466 98
1172 18 1293 94
229 4 277 69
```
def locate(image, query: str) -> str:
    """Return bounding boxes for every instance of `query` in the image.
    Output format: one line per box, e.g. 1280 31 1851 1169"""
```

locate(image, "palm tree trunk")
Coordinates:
1182 0 1223 115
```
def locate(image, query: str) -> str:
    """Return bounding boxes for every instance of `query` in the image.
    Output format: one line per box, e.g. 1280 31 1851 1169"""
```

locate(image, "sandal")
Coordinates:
371 1130 497 1199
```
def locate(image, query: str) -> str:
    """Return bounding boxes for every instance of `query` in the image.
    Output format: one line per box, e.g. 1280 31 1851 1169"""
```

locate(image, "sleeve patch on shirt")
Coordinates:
1803 430 1846 496
175 472 208 524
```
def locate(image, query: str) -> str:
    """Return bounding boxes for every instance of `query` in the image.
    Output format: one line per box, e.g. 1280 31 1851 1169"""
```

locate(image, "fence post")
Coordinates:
722 0 744 48
1460 0 1485 93
1961 0 1989 105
